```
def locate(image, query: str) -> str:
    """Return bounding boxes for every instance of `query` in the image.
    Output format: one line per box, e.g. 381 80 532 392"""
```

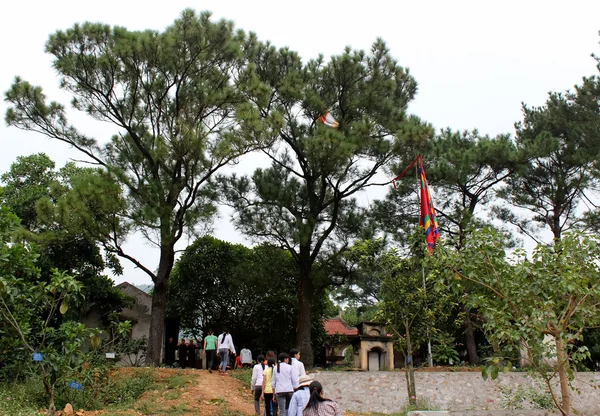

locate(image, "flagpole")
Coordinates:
416 157 434 368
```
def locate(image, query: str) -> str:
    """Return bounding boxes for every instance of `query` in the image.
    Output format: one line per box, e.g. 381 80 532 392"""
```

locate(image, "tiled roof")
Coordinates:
324 318 358 336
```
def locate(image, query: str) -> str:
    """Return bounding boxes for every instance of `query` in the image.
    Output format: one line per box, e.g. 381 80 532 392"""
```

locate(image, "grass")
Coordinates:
0 376 49 416
165 373 195 389
135 399 189 416
230 367 252 386
163 389 182 400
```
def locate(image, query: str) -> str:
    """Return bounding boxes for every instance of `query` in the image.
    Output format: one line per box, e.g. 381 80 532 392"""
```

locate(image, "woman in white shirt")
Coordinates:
271 352 298 416
251 354 266 415
217 328 236 375
289 348 306 383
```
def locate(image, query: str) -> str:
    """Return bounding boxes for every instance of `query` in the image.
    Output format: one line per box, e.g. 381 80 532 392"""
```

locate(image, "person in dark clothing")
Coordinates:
165 337 177 367
188 339 197 369
178 338 188 369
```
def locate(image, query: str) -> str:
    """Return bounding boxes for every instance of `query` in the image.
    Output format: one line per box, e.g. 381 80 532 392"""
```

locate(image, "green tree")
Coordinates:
5 10 263 365
496 89 600 243
220 39 431 366
435 229 600 416
0 203 103 415
426 130 520 365
1 153 128 318
370 130 520 364
1 153 56 230
348 236 445 405
169 236 330 354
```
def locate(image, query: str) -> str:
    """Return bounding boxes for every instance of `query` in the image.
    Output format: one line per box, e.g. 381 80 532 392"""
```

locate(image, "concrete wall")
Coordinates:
116 282 152 341
310 371 600 414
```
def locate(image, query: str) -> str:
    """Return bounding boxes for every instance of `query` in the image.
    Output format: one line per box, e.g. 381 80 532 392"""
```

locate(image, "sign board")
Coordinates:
69 381 82 390
105 352 116 359
32 352 43 362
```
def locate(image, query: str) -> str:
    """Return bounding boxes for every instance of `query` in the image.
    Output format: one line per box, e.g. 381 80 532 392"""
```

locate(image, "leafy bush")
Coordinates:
344 346 354 366
116 336 147 367
431 332 460 365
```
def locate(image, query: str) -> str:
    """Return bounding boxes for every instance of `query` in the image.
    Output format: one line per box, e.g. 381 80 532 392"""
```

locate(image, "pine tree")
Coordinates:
220 39 431 366
4 10 262 365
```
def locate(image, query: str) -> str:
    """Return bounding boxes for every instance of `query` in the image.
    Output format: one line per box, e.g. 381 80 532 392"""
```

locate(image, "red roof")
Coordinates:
324 318 358 336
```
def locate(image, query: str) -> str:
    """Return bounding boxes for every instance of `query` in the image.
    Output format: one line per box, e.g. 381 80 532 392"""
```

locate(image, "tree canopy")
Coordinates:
1 153 128 318
168 236 333 357
434 229 600 415
4 10 266 364
220 39 432 366
497 89 600 242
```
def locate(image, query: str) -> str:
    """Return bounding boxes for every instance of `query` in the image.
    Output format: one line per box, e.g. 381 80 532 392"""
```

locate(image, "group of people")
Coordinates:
163 328 252 372
165 329 343 415
164 336 200 369
251 349 342 416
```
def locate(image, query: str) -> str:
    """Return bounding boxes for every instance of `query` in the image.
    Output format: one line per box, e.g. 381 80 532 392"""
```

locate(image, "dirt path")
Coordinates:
169 369 255 415
65 368 255 416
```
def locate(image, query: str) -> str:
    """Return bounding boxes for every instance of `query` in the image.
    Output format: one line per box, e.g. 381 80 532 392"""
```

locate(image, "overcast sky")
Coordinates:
1 0 599 285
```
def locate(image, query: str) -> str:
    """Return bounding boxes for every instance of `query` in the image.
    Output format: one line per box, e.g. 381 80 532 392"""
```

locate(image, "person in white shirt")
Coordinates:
251 354 267 415
271 352 298 416
289 348 306 383
217 328 236 375
240 345 253 368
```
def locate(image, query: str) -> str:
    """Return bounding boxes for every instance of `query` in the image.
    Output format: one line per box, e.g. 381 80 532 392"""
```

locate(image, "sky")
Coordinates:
1 0 599 285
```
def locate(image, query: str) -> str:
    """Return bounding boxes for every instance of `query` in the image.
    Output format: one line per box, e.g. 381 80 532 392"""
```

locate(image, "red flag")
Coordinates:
418 157 439 254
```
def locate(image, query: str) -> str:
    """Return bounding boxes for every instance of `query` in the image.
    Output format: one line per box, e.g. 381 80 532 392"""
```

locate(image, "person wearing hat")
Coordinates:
287 374 313 416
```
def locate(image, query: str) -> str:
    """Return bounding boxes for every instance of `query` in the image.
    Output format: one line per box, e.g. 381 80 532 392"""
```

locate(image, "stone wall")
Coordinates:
310 371 600 414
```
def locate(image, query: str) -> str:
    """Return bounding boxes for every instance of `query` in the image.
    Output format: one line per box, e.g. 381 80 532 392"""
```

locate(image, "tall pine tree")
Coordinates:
4 10 263 364
220 39 431 366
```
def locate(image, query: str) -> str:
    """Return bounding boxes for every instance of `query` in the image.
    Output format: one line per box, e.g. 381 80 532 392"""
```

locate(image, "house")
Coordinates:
324 318 394 371
115 282 152 341
324 317 359 366
80 281 152 365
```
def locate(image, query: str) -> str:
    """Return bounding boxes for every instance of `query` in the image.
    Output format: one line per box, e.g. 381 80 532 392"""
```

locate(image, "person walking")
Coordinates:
217 328 236 375
164 336 176 367
290 348 306 383
272 352 298 416
203 329 218 373
241 344 253 368
266 351 279 416
188 339 197 369
251 354 266 415
302 381 343 416
177 338 188 369
262 357 276 416
288 375 313 416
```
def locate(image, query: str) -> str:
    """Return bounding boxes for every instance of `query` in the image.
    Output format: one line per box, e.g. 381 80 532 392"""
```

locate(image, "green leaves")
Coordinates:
498 87 600 241
481 357 512 381
434 228 600 413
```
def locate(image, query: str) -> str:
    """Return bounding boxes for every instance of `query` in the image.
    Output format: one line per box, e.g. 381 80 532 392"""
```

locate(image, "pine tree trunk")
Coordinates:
405 320 416 404
555 336 571 415
146 245 174 366
297 258 314 368
464 307 479 364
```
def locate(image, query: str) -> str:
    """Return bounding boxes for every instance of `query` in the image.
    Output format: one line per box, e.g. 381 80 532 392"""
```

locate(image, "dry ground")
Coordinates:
56 368 255 416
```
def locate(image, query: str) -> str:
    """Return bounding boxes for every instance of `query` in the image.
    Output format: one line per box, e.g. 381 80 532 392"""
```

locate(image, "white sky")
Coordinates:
1 0 599 285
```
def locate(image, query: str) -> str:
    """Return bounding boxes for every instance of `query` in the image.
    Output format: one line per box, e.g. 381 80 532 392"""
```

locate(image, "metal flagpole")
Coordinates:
416 157 434 367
